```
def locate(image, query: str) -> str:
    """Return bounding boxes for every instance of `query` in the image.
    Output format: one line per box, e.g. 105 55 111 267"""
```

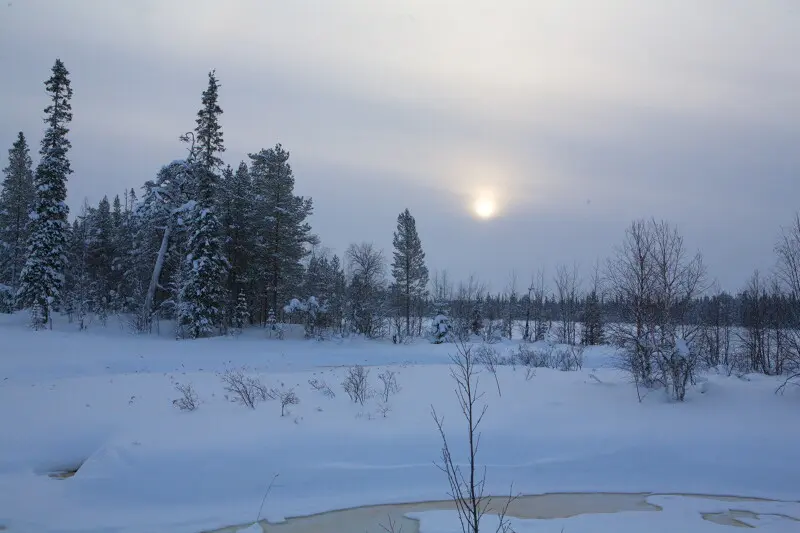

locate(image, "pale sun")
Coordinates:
473 197 497 219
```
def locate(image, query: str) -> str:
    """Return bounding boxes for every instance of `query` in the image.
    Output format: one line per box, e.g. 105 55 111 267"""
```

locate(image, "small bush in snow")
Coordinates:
284 296 329 338
343 365 370 405
377 370 401 402
219 368 270 409
173 382 199 411
274 386 300 416
513 343 554 368
308 378 336 398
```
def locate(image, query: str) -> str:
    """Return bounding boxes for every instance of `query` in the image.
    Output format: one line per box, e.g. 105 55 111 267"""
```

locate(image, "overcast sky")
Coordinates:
1 0 798 292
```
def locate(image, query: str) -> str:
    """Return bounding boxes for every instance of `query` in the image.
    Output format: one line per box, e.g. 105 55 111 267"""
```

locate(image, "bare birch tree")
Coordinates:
553 263 580 345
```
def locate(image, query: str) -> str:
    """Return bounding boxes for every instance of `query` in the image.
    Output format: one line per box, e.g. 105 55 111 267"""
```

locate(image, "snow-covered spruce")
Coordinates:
16 60 73 328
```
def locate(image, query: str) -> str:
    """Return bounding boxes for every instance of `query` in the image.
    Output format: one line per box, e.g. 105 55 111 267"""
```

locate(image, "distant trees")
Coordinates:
0 132 35 310
391 208 429 338
554 264 580 345
6 57 800 400
696 287 734 368
16 59 73 328
303 250 346 332
581 263 605 346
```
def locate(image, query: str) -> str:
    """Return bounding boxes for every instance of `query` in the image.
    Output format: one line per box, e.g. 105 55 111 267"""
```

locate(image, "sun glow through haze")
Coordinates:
473 196 497 220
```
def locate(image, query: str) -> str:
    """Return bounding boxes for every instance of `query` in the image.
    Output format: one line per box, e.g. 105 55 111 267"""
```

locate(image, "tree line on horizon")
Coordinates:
1 60 799 391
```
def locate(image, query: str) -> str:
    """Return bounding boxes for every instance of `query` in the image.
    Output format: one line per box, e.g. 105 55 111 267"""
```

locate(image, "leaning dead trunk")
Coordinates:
141 223 172 328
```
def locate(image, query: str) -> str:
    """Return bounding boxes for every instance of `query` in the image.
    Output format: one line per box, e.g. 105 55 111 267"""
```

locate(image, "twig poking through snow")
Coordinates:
380 513 403 533
255 473 279 524
776 372 800 395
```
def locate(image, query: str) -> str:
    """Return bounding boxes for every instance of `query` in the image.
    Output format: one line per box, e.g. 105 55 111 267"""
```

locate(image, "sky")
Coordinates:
1 0 798 293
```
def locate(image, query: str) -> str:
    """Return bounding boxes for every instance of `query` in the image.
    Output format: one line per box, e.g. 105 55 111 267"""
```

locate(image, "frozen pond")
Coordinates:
206 492 800 533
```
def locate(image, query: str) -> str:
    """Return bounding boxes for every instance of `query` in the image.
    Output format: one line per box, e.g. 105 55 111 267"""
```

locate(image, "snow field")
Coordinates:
0 313 799 532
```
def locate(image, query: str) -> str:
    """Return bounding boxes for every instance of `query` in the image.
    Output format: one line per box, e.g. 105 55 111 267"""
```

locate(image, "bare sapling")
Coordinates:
255 473 279 525
378 369 401 402
431 339 518 533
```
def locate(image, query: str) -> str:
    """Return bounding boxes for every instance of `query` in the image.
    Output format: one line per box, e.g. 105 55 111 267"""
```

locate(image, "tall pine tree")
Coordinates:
391 208 429 336
249 144 317 324
17 59 73 327
178 70 229 338
0 132 36 306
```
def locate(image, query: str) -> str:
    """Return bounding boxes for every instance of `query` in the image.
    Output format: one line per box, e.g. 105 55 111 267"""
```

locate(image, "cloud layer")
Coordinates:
1 0 798 290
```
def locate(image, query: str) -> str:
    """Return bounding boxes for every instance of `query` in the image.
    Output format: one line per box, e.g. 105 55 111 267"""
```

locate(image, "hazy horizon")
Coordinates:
2 0 799 293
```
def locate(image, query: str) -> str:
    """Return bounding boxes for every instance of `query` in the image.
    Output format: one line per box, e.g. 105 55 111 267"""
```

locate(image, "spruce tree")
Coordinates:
178 70 229 338
249 144 317 323
0 132 36 306
17 59 73 328
88 195 114 317
582 290 605 345
109 194 128 311
233 289 250 332
391 208 429 336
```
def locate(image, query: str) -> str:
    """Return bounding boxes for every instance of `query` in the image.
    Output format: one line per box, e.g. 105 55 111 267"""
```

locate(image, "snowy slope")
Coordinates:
0 313 798 533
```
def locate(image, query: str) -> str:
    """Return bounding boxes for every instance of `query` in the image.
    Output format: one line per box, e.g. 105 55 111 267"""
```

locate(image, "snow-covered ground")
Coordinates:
1 312 799 533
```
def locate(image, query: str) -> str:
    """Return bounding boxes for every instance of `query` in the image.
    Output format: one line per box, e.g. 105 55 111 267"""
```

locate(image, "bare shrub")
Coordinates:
376 401 392 418
343 365 371 404
377 370 401 402
553 345 585 371
274 386 300 416
512 343 554 368
308 378 336 398
219 368 270 409
654 339 699 402
173 382 199 411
